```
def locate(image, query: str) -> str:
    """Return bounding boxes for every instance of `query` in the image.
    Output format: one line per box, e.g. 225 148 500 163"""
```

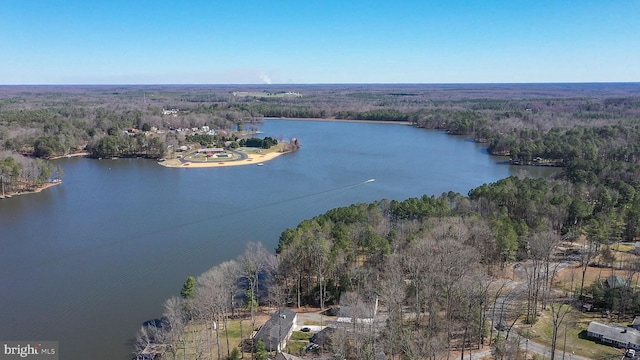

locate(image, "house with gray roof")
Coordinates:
587 321 640 349
310 327 335 346
253 308 297 352
604 275 629 289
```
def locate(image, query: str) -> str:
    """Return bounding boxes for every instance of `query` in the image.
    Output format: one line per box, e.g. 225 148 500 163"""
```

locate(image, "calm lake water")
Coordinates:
0 119 557 359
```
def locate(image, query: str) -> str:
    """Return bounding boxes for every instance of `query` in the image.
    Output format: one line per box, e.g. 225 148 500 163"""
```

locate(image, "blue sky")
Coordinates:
1 0 638 84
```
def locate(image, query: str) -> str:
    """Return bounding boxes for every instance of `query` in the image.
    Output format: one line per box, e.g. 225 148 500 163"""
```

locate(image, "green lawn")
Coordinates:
290 331 312 341
285 341 308 356
285 331 313 356
241 143 289 154
611 243 635 252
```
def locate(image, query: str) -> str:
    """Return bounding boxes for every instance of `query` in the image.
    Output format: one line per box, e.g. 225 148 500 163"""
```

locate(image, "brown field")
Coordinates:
553 263 632 293
553 244 640 294
170 313 270 360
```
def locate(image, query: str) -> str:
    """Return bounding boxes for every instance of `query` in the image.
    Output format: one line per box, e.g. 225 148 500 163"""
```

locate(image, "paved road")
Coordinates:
296 302 599 360
462 337 595 360
523 336 594 360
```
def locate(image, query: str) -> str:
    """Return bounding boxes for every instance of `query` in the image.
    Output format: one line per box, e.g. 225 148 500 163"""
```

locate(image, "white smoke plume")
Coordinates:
260 74 272 84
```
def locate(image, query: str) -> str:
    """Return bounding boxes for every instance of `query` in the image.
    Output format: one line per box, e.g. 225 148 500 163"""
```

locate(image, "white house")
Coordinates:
587 321 640 349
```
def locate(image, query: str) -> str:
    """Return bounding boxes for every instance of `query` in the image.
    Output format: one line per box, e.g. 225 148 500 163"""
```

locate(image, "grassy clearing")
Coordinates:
300 319 325 326
242 143 289 155
285 341 308 356
522 310 621 360
290 331 312 341
611 243 635 252
284 329 313 356
186 152 241 162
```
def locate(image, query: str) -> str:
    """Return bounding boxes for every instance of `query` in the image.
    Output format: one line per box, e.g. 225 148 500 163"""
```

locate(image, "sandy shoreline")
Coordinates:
158 151 288 168
49 152 90 160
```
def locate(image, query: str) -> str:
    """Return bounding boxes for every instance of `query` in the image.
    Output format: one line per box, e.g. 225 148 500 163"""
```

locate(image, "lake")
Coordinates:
0 119 557 359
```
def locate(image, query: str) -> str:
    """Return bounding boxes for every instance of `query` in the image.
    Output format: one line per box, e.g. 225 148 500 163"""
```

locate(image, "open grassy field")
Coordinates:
553 244 640 294
553 262 635 294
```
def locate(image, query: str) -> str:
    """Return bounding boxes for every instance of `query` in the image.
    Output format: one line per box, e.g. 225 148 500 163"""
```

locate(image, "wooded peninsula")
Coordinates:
3 84 640 359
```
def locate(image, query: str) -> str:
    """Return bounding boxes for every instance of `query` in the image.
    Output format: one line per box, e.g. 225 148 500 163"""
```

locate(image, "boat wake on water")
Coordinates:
0 179 377 281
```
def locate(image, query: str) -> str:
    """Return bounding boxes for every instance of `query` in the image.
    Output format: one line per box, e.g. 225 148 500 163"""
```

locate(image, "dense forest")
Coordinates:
2 84 640 358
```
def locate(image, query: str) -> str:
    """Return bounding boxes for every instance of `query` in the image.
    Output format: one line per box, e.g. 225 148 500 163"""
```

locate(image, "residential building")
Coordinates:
253 308 297 352
604 275 630 289
587 321 640 349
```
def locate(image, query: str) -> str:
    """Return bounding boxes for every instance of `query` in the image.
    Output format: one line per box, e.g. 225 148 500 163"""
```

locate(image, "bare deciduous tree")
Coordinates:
196 267 226 360
379 253 406 358
531 230 561 310
549 303 572 360
160 296 186 359
239 242 275 327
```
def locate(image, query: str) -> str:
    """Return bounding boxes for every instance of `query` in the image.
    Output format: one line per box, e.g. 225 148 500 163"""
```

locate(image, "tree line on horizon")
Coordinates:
2 84 640 193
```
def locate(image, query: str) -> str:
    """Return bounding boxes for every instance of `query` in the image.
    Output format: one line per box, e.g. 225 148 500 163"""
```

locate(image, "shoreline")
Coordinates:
265 117 412 125
158 150 289 168
49 152 90 160
0 180 62 199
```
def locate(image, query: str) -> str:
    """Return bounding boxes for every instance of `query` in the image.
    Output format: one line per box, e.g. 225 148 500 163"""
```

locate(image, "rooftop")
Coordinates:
587 321 640 346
